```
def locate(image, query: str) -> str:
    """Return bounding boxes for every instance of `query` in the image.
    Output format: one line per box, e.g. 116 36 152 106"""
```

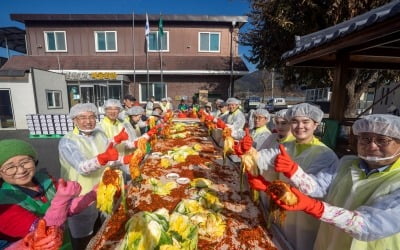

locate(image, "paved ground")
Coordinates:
0 130 62 178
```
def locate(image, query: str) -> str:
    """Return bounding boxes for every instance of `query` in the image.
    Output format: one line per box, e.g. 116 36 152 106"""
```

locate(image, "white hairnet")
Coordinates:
275 109 289 119
167 97 172 101
353 114 400 139
69 103 98 119
127 106 144 116
253 109 270 119
103 99 122 109
286 103 324 123
215 99 224 104
226 97 241 105
161 98 167 102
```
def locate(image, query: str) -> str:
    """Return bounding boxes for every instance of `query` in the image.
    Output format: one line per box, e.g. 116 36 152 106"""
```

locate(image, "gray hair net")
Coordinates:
275 109 289 119
253 109 270 119
103 99 122 109
215 99 224 104
151 110 162 117
127 106 144 116
353 114 400 139
69 103 98 119
286 103 324 123
226 97 241 105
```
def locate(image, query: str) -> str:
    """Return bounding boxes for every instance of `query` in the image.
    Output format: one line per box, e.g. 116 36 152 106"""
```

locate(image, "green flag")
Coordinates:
158 15 164 36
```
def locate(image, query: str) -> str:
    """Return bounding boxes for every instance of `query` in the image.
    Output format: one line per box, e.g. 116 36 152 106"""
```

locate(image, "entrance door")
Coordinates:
0 89 15 128
80 85 94 103
94 84 107 107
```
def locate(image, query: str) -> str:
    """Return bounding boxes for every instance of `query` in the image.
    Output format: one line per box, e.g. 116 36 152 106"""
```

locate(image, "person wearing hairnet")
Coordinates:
260 114 400 249
0 139 96 249
127 106 147 137
58 103 120 249
211 99 225 117
206 97 246 140
250 109 272 150
239 103 339 250
263 109 295 150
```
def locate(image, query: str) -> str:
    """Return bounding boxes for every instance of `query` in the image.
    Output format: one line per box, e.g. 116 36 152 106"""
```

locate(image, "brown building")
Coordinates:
1 14 248 115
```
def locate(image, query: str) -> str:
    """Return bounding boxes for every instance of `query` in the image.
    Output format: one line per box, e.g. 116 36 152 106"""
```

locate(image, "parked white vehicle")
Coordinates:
266 98 287 112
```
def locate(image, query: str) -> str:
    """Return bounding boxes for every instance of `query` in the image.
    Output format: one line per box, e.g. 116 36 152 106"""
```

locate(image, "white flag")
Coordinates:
145 13 150 42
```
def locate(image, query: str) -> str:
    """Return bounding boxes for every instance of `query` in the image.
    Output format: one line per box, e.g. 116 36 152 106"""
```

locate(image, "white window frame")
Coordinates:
95 31 118 52
44 31 67 52
46 90 63 109
198 32 221 53
148 31 169 52
138 82 167 103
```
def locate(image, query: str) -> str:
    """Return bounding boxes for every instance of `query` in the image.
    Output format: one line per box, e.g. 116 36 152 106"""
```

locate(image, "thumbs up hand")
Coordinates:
241 128 253 153
274 144 298 178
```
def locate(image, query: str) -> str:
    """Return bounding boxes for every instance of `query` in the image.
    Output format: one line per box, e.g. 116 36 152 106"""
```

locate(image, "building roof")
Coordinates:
11 14 247 27
0 55 248 75
282 1 400 69
0 26 26 53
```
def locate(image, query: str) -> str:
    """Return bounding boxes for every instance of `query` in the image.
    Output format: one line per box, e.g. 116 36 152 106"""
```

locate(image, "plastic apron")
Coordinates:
60 128 107 194
314 156 400 250
0 172 72 249
278 137 333 250
251 125 271 150
99 116 136 155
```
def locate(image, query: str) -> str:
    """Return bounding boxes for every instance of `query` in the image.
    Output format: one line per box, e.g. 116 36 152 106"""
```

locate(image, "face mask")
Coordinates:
358 148 400 163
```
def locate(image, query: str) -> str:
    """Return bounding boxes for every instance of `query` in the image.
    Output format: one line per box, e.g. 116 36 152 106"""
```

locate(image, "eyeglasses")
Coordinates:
76 115 97 122
358 136 393 147
254 116 266 120
0 158 35 176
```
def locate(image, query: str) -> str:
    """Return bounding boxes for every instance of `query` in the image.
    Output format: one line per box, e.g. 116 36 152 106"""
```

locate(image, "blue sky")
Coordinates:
0 0 256 71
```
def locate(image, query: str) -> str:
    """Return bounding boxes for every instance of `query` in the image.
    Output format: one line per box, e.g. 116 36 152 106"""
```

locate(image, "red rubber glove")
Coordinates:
97 143 119 166
205 114 214 122
247 172 270 192
43 179 82 227
113 128 129 144
7 219 63 250
241 128 253 153
178 112 187 118
270 186 325 218
216 118 226 129
233 140 244 156
123 154 133 164
147 127 158 137
275 144 298 178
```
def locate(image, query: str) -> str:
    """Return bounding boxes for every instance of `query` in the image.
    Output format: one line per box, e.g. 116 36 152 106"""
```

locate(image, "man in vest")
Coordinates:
257 114 400 249
58 103 119 249
239 103 339 250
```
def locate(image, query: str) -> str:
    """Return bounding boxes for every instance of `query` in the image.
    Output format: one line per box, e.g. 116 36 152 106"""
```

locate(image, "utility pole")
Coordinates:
271 68 275 99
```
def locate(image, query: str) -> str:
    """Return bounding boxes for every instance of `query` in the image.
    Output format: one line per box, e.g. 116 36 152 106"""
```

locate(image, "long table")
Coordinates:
88 120 278 249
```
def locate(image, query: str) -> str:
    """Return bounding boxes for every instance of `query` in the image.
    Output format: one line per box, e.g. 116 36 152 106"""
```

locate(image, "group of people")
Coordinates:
1 94 400 250
0 96 166 250
204 99 400 249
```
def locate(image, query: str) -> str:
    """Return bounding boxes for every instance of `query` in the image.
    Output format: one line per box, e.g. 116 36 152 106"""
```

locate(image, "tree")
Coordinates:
240 0 395 117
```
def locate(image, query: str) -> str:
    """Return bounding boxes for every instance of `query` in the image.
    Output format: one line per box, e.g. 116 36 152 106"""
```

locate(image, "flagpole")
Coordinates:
145 13 150 98
159 13 163 84
132 11 136 94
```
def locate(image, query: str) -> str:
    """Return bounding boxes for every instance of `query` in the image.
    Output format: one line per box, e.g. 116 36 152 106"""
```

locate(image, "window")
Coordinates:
199 32 220 52
46 90 63 109
139 82 166 102
148 31 169 52
95 31 117 52
44 31 67 52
